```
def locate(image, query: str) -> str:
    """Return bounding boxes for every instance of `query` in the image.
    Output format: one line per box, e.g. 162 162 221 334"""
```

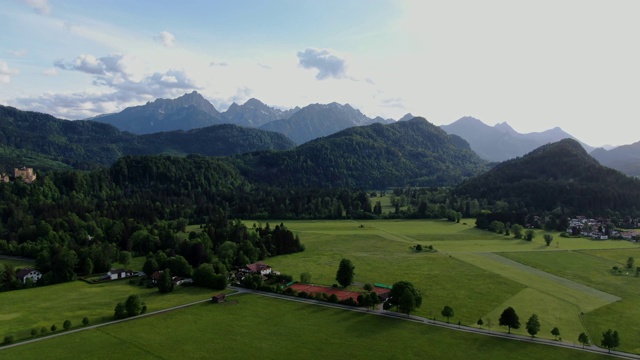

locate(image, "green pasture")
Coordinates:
263 219 640 348
3 219 639 355
0 279 215 342
500 249 640 353
0 294 612 360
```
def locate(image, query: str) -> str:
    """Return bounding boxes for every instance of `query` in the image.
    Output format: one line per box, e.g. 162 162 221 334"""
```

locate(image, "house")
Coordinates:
0 173 9 183
149 270 163 284
13 166 37 183
101 269 136 281
211 293 226 303
244 262 272 276
16 268 42 284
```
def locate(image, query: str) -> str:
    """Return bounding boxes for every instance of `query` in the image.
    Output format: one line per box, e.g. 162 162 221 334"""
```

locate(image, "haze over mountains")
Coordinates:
441 117 595 162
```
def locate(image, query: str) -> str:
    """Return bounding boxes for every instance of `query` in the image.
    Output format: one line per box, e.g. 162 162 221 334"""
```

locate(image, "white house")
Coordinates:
16 268 42 284
103 269 136 281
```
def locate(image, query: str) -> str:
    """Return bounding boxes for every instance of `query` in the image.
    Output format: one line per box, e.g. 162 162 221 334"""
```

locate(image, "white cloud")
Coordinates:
297 48 347 80
21 0 51 15
55 54 107 75
42 68 59 76
14 53 199 118
155 31 176 48
0 62 20 84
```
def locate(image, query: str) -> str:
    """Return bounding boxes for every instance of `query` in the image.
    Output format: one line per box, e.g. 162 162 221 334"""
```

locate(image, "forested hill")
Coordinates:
135 125 295 156
235 117 489 188
454 138 640 213
0 105 295 171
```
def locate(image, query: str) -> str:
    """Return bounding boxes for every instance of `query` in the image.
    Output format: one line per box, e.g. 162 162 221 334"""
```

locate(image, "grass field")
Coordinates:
500 249 640 353
2 218 639 357
260 219 640 350
0 294 613 360
0 279 217 341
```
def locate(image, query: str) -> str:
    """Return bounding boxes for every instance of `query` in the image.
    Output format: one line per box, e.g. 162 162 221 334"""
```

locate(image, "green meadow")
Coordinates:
0 279 216 341
2 219 639 357
0 294 612 360
261 219 639 351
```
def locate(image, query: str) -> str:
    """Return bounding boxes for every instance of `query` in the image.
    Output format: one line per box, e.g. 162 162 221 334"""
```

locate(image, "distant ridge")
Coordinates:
441 117 594 162
591 141 640 177
258 102 393 144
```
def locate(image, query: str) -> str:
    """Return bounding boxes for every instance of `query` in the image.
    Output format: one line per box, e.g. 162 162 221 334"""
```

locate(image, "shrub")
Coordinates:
328 294 339 303
341 297 358 307
298 291 308 298
82 317 90 326
63 320 72 331
3 335 14 345
50 324 57 332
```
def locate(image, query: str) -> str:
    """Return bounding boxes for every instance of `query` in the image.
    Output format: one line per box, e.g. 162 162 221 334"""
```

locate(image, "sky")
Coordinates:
1 0 639 147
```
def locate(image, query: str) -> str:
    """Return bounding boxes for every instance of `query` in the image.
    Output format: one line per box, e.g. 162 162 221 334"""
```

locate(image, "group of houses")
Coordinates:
567 216 638 241
1 167 37 184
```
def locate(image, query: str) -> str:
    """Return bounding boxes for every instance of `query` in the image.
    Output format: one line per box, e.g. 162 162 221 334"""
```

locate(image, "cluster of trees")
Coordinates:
114 294 146 319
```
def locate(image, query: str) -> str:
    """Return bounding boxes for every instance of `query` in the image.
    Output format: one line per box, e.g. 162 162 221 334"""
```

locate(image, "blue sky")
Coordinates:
1 0 639 147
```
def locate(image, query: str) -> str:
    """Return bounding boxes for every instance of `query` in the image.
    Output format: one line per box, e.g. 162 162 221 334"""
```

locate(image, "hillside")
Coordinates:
441 117 593 162
591 141 640 177
0 105 296 170
454 138 640 213
237 117 488 188
136 125 295 156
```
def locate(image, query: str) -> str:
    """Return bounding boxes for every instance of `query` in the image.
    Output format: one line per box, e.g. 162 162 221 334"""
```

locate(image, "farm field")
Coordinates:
500 249 640 354
259 219 639 350
0 293 613 360
2 218 639 357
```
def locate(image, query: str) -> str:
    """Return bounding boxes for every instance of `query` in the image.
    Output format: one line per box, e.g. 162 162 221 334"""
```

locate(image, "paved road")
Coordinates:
2 286 637 359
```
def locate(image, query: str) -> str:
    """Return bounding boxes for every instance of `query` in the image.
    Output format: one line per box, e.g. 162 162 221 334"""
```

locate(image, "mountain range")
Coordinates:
4 100 640 213
92 92 640 171
4 91 640 180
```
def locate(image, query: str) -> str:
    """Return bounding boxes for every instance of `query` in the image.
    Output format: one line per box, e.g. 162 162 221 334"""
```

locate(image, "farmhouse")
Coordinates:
244 262 272 276
16 268 42 284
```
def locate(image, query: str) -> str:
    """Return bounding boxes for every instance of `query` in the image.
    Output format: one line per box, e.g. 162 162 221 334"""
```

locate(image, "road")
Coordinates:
2 286 638 359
